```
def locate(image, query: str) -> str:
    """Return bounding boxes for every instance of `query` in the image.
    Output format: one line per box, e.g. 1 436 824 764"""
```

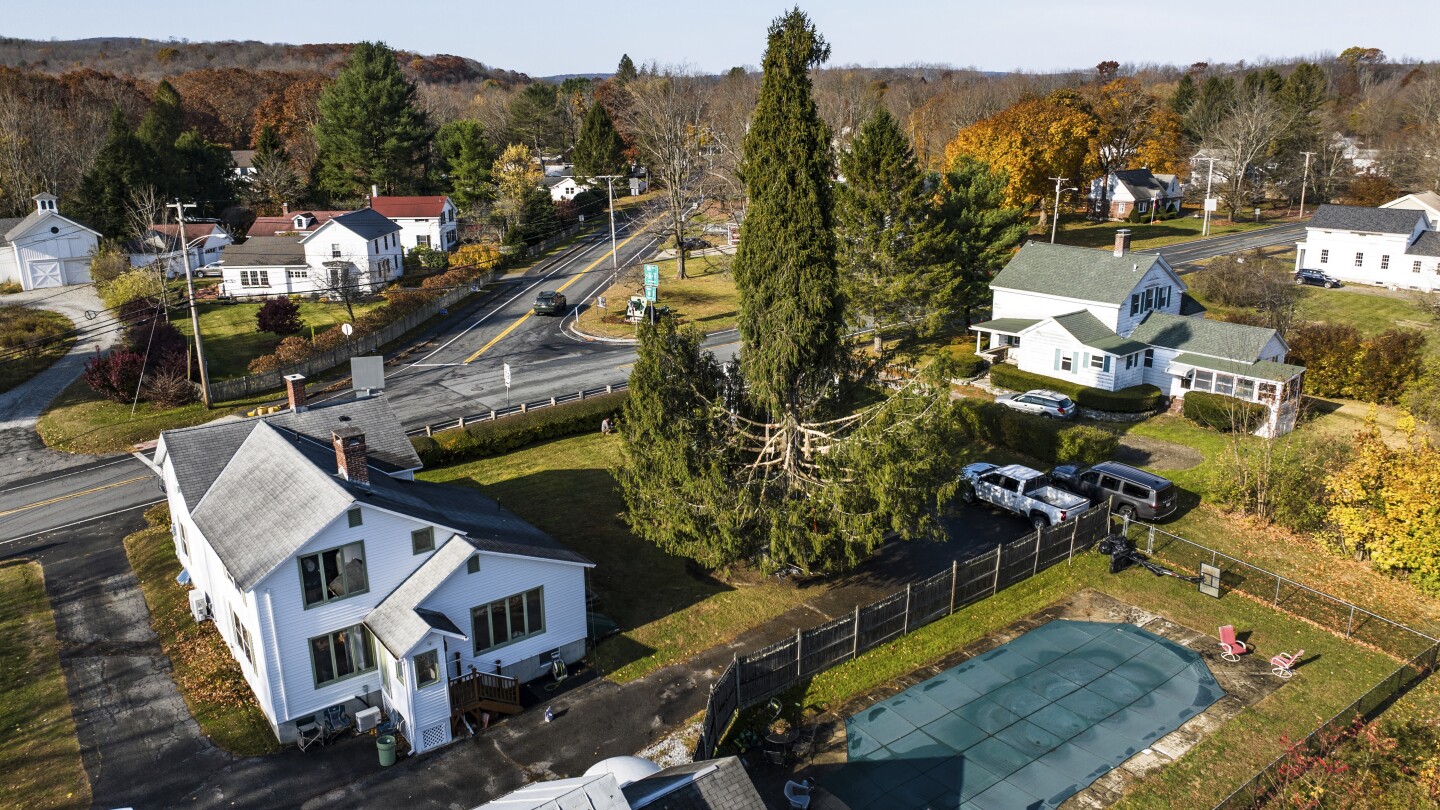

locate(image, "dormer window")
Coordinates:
293 214 314 229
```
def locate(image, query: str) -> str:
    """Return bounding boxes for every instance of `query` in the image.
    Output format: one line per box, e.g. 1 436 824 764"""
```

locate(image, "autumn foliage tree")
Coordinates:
257 297 304 335
943 92 1097 216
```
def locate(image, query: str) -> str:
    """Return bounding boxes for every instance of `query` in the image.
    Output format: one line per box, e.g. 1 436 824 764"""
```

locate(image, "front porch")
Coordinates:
448 668 522 737
970 318 1038 366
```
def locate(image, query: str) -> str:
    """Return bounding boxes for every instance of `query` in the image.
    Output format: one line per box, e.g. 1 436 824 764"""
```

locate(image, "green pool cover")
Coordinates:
831 620 1224 809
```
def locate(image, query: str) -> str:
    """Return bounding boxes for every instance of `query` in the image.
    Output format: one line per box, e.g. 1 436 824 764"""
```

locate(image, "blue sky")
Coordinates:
7 1 1434 76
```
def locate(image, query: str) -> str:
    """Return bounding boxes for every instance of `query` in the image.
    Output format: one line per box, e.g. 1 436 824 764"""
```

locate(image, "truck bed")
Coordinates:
1026 485 1089 512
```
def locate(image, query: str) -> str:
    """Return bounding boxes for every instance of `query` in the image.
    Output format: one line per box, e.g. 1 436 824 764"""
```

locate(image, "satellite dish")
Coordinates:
341 323 354 336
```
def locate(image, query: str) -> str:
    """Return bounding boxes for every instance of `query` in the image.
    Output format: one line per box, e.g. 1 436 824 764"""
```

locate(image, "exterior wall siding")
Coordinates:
1296 227 1436 290
992 289 1123 330
1015 325 1117 390
1115 266 1184 336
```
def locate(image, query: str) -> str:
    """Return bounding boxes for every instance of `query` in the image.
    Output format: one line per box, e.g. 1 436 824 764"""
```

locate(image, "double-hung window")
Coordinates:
1415 261 1424 273
231 609 254 665
1320 249 1329 264
1060 353 1074 372
472 588 545 654
416 235 431 248
1355 252 1365 267
1125 353 1139 370
1381 254 1391 270
331 243 342 259
299 541 368 608
1090 354 1106 370
240 270 269 288
309 624 375 686
287 269 307 279
415 650 440 688
1143 348 1154 368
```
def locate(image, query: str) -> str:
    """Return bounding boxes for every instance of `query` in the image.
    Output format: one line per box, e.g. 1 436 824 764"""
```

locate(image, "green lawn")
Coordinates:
173 299 386 379
36 378 274 455
418 432 815 682
0 560 89 809
577 253 737 339
1051 213 1278 251
123 508 279 755
0 306 75 394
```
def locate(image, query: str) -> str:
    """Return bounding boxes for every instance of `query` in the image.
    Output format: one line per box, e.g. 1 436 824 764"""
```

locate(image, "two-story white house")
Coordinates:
1294 204 1440 290
219 208 405 299
154 381 593 754
972 233 1306 437
1381 191 1440 230
0 193 100 289
544 175 592 202
1087 169 1183 221
369 196 459 253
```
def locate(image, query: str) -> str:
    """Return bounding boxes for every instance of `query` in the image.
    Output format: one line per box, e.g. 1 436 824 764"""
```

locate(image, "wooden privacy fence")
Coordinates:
208 278 487 402
694 504 1112 760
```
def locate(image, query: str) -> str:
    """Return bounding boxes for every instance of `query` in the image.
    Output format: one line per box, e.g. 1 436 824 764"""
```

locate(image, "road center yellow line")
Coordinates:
0 475 150 519
464 216 660 364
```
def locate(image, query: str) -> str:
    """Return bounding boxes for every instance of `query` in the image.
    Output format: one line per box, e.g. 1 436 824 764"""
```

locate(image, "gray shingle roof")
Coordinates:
622 757 764 810
1308 204 1424 235
1407 231 1440 258
0 217 23 247
1169 353 1305 382
1113 168 1176 201
190 422 355 591
221 236 305 267
970 317 1040 335
1051 310 1151 355
1128 312 1280 362
366 537 473 657
991 241 1169 306
330 207 401 240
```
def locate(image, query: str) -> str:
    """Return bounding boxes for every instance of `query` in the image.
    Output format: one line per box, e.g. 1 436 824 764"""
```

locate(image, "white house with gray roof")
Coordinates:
0 193 100 290
1087 169 1183 221
1294 203 1440 290
218 207 405 300
153 380 592 753
972 233 1305 437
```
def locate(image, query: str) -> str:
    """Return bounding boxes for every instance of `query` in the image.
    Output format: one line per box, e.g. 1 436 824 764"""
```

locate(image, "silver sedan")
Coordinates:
995 389 1077 419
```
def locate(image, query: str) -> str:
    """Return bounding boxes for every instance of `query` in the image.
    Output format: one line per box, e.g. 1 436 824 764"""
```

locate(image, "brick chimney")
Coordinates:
332 428 369 486
1114 228 1132 257
284 374 307 412
282 201 290 215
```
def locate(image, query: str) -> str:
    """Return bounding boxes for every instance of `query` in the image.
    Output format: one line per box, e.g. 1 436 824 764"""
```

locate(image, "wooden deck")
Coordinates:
449 670 522 735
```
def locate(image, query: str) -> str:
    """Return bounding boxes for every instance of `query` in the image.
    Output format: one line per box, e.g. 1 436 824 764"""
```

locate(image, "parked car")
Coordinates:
995 389 1077 419
680 237 707 251
960 462 1090 529
1051 461 1177 521
533 291 567 315
1295 269 1341 288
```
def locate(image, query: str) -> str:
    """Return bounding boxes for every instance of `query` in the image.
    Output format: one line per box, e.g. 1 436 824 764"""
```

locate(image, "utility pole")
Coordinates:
170 200 211 409
1049 176 1070 244
1297 151 1315 220
1200 157 1218 237
593 175 622 279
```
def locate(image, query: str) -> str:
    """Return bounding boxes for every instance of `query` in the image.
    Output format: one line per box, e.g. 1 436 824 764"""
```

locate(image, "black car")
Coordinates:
680 237 707 251
533 291 567 315
1295 268 1341 288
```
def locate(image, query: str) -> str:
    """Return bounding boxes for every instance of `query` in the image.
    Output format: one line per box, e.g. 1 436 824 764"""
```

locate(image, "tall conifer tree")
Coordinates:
72 109 153 239
573 102 627 181
314 41 432 199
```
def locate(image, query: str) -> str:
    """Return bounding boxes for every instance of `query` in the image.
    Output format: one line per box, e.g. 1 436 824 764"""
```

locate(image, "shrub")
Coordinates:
123 318 188 376
82 348 148 402
937 345 988 378
1206 432 1343 533
1286 324 1424 404
143 372 197 408
413 391 628 466
0 305 72 358
99 268 166 310
987 363 1165 413
1183 390 1267 432
1054 425 1120 465
0 281 22 295
404 245 450 274
951 399 1120 466
256 297 304 335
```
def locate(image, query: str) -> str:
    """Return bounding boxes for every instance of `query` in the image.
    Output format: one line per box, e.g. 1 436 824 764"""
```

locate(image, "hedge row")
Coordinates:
954 399 1119 466
987 363 1165 413
410 391 627 466
1182 390 1267 432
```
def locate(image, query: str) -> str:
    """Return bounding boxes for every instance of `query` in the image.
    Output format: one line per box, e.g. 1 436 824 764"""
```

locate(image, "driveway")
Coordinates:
0 285 117 484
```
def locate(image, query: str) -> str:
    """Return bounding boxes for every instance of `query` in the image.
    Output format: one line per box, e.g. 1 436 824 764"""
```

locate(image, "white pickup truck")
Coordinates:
960 462 1091 529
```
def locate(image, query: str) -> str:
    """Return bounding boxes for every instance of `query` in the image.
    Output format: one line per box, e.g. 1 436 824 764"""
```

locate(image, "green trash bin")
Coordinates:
377 734 396 767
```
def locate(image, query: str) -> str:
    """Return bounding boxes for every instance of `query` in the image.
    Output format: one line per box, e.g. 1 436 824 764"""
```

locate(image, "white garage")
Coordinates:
0 194 100 290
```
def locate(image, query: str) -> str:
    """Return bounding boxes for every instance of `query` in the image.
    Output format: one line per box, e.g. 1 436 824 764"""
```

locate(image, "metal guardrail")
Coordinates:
407 381 629 437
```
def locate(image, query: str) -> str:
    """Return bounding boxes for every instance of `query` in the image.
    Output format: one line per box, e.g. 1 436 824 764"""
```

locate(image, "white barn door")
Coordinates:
28 260 63 288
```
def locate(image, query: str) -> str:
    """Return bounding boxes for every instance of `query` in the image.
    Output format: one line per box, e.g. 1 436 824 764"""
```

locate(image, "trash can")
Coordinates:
377 735 396 767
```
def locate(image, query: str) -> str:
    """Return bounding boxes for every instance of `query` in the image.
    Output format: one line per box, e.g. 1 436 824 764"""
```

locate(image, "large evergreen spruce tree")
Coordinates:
315 41 432 199
573 102 627 181
71 109 154 239
434 119 494 211
933 157 1029 327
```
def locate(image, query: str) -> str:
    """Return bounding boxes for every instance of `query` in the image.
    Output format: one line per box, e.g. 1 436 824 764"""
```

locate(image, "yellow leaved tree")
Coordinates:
942 92 1097 215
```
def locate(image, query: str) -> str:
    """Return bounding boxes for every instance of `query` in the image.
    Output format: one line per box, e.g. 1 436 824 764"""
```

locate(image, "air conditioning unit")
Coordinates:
188 590 210 623
355 706 382 733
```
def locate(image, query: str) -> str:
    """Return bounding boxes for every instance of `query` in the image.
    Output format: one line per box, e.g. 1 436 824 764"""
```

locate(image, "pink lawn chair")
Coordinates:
1218 625 1248 662
1270 649 1304 679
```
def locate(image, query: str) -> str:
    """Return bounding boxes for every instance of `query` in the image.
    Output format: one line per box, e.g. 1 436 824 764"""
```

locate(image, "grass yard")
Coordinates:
417 432 816 682
123 508 279 755
174 299 386 380
0 560 89 809
36 378 274 455
576 252 737 340
1050 213 1277 251
0 306 75 394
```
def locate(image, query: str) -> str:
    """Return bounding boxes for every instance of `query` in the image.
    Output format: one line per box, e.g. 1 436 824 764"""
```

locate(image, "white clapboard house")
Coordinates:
154 378 592 753
1294 203 1440 290
217 207 405 299
0 193 100 290
971 232 1306 437
369 196 459 253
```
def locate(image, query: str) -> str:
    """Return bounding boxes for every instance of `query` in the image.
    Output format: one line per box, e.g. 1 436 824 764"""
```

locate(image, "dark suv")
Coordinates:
533 291 567 315
1295 268 1341 288
1050 461 1177 520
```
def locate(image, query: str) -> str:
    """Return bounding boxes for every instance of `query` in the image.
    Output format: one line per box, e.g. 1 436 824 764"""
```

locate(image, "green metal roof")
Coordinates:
970 317 1040 335
1169 353 1306 382
1127 312 1279 362
1051 310 1151 355
990 241 1170 306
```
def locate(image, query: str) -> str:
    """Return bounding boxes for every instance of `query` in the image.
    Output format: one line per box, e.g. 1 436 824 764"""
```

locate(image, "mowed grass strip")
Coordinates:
173 299 386 380
576 253 737 340
124 513 279 755
0 306 75 394
0 560 89 809
1051 214 1276 250
37 378 274 455
418 432 815 682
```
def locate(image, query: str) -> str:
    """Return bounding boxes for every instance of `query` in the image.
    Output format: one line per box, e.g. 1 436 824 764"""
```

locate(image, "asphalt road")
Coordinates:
1140 221 1307 268
0 455 161 547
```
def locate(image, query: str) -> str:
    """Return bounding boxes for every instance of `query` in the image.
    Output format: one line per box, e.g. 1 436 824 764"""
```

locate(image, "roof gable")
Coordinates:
1308 204 1424 235
1050 310 1151 355
991 241 1178 306
1128 312 1281 362
366 536 474 658
302 207 401 243
2 209 101 245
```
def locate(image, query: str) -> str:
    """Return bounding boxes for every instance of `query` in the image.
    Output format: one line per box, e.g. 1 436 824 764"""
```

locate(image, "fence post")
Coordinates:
852 604 861 659
992 543 1003 595
1347 605 1355 638
1147 523 1155 554
549 397 557 406
1068 517 1079 565
489 410 497 421
795 629 803 680
1032 527 1042 576
425 424 433 437
949 560 958 614
606 384 613 394
1275 577 1281 605
579 389 585 400
520 403 527 413
902 584 912 635
458 415 466 429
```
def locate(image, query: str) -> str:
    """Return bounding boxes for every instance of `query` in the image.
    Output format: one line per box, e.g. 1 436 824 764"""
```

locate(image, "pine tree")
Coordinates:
735 7 844 414
573 102 627 181
314 41 432 199
835 107 937 351
507 83 563 155
71 109 154 239
1184 76 1236 143
173 129 236 215
434 119 494 212
137 80 184 192
614 54 638 85
512 187 558 247
246 124 303 216
1169 74 1197 115
932 156 1030 327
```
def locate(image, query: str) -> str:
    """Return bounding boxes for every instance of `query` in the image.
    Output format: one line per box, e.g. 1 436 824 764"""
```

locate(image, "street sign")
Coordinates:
341 323 354 337
1204 198 1218 212
502 363 512 388
643 263 660 287
644 284 658 302
597 295 607 309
